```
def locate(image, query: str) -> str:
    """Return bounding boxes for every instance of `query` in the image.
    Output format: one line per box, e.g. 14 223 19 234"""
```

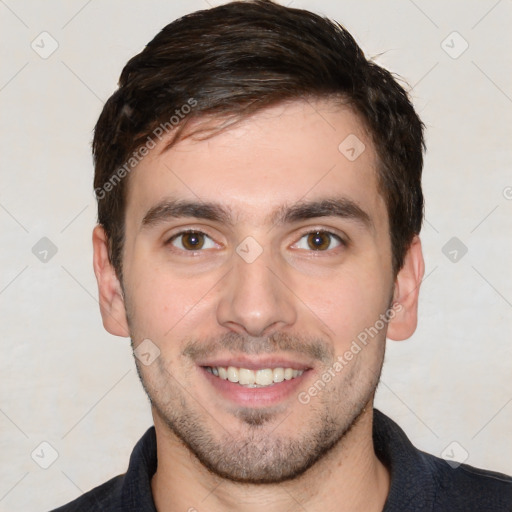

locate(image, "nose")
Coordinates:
216 248 297 338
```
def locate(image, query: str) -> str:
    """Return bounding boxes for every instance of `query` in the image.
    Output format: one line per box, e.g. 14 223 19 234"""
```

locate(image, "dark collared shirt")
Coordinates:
51 409 512 511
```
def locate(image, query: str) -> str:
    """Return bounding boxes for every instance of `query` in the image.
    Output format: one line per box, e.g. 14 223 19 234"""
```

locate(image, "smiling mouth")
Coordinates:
203 365 305 388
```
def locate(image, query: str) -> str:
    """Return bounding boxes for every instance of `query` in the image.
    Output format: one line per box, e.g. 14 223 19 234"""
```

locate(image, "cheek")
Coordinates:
126 261 221 340
294 266 391 346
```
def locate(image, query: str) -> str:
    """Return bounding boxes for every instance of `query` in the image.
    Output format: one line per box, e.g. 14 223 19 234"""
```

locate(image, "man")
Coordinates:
53 1 512 510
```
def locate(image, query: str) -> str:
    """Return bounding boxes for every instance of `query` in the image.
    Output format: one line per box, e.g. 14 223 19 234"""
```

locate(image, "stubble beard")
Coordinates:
134 341 385 484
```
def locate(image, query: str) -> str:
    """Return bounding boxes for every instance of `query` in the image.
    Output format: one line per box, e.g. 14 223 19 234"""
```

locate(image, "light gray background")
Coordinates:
1 1 511 510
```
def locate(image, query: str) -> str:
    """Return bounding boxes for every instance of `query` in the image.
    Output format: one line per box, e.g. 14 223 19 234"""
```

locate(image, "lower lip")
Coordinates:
200 366 310 407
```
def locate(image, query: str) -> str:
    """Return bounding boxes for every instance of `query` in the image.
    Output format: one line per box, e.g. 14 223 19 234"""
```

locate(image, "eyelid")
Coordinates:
162 226 347 253
164 226 217 243
292 228 347 248
164 228 221 252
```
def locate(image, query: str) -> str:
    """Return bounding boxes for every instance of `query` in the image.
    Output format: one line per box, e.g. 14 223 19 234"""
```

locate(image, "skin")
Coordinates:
93 99 424 512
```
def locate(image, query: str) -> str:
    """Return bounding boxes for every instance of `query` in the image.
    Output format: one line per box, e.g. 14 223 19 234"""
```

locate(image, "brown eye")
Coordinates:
294 231 343 251
307 231 332 250
170 231 215 251
181 232 204 250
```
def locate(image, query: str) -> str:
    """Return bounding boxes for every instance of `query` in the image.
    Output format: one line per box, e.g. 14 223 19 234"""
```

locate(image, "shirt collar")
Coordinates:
373 409 437 511
121 425 158 510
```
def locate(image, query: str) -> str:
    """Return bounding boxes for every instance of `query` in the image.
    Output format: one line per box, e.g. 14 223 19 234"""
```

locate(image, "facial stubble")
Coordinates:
132 333 385 484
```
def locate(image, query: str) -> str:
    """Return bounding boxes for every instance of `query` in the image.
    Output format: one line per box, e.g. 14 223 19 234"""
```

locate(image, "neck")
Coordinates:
151 407 390 512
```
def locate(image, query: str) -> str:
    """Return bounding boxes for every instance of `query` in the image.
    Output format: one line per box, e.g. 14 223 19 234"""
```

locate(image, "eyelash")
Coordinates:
165 229 217 252
293 230 346 252
165 229 346 253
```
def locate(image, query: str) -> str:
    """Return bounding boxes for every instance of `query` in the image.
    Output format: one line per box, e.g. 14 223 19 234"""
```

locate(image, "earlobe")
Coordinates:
92 225 130 338
386 235 425 341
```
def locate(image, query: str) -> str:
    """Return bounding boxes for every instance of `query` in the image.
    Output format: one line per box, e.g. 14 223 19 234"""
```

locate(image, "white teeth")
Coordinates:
255 368 273 386
273 367 284 383
239 368 255 385
227 366 239 383
206 365 304 387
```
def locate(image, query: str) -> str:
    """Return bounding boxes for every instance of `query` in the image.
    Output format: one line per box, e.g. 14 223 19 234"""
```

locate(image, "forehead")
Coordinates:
125 99 386 230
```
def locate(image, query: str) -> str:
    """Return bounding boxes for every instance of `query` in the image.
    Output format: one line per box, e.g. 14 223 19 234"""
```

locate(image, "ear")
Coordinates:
92 224 130 337
386 235 425 341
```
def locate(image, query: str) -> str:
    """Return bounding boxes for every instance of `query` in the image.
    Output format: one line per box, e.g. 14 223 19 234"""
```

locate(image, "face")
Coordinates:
102 100 401 483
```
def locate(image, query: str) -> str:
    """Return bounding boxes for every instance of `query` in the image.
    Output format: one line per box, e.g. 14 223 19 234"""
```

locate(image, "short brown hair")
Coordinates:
93 0 424 283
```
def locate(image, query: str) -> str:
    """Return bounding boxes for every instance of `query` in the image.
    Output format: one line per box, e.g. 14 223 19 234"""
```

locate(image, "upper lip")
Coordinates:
196 355 314 371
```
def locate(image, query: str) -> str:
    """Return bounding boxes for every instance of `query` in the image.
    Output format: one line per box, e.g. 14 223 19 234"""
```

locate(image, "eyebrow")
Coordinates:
140 197 373 232
141 199 232 229
271 198 373 231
